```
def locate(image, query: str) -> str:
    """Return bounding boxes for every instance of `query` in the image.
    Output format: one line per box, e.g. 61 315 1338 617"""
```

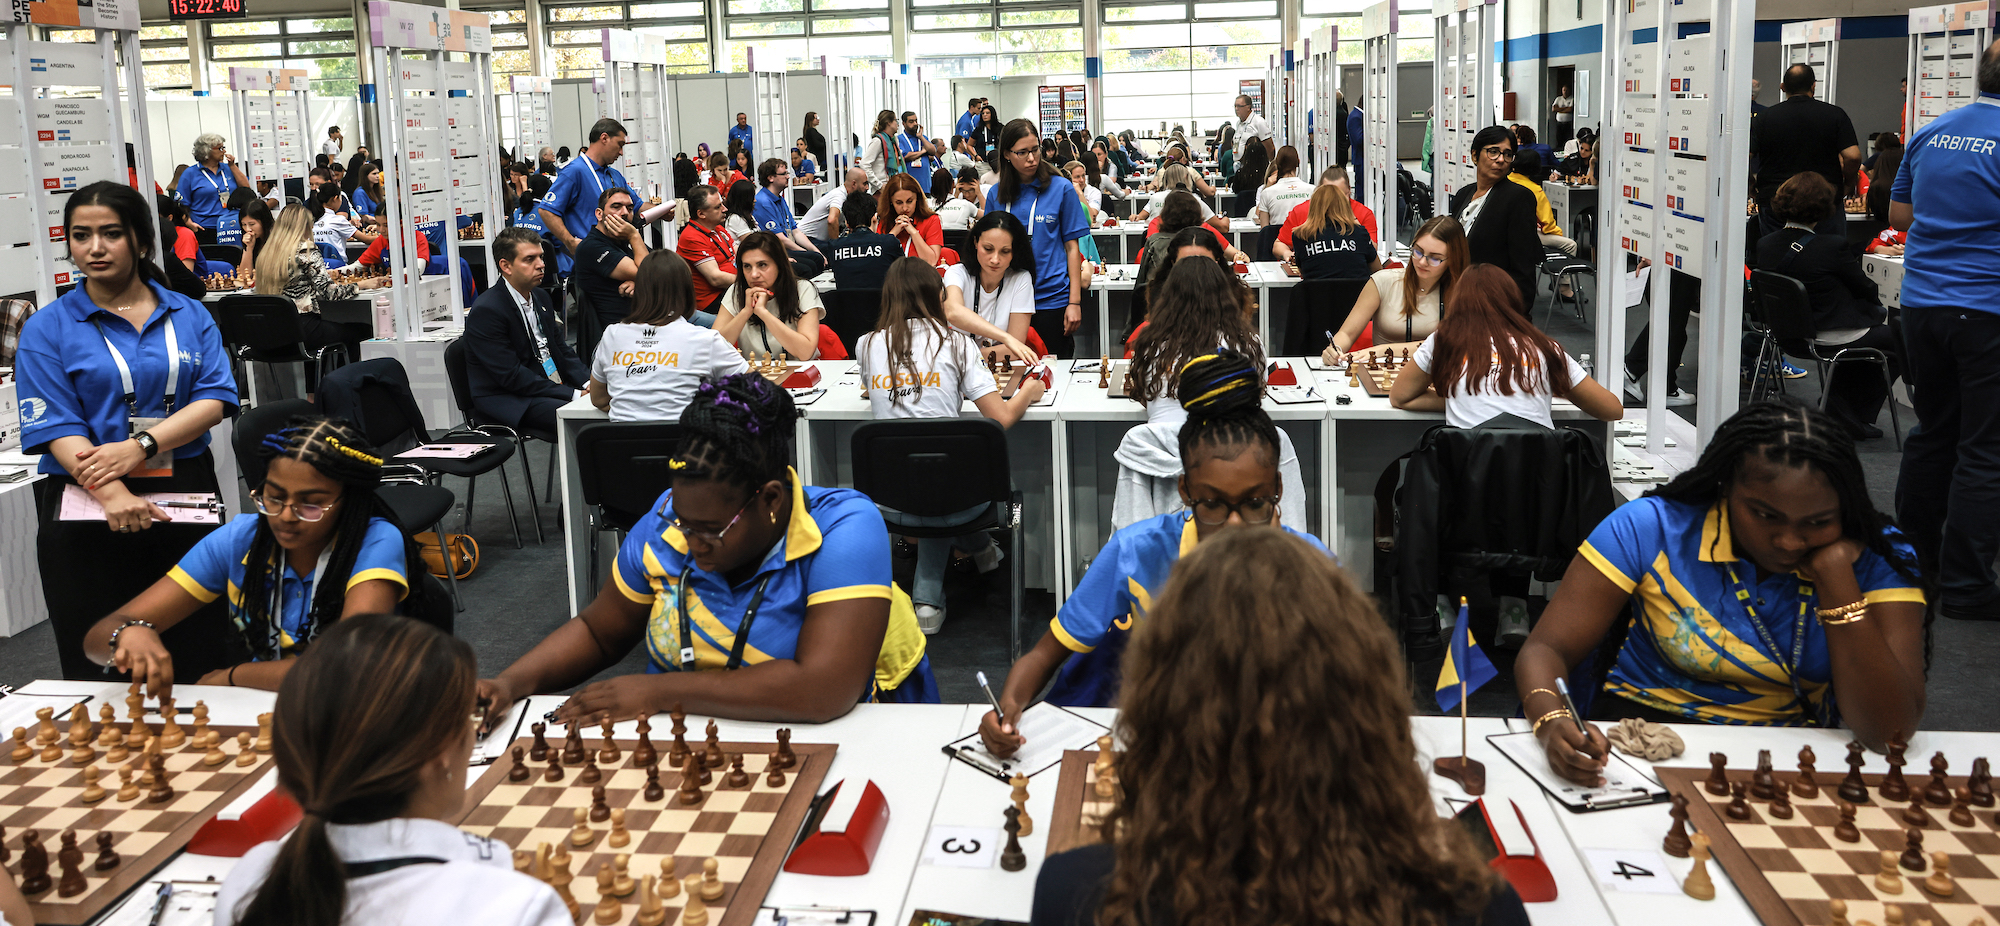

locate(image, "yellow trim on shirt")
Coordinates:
1697 503 1740 563
782 468 823 562
167 566 221 604
1864 587 1927 606
1579 542 1637 593
1050 616 1093 653
614 566 653 604
1176 516 1198 558
345 568 411 602
689 599 775 665
805 584 892 606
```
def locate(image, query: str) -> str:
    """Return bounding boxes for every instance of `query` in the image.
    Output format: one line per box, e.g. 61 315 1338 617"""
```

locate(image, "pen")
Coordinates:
975 671 1004 720
1554 678 1601 764
155 500 218 510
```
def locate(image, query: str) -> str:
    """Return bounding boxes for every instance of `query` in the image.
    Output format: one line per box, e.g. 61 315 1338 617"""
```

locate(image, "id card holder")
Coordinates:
541 356 559 382
130 416 173 477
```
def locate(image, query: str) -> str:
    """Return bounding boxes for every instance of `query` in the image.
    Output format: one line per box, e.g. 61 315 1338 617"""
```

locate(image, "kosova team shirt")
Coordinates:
589 319 750 423
857 322 998 420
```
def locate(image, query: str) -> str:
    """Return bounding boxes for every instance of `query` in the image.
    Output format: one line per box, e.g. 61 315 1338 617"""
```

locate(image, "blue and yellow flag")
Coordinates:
1436 599 1498 712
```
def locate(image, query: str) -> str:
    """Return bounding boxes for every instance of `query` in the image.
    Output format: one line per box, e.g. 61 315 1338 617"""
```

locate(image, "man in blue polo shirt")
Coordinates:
753 158 826 279
1890 38 2000 622
895 112 938 178
729 113 754 159
986 129 1090 357
955 98 981 144
539 117 639 274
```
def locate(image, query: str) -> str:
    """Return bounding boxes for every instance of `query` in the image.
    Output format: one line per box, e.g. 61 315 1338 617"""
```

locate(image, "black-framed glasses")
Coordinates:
1190 495 1279 526
1008 146 1039 158
253 495 339 522
664 489 753 546
1412 250 1449 267
1481 146 1517 161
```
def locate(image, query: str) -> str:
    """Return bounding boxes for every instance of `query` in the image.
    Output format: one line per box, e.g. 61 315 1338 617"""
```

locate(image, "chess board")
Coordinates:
1347 363 1400 397
456 735 834 926
1281 261 1300 278
1046 748 1116 856
1658 765 2000 926
0 723 276 926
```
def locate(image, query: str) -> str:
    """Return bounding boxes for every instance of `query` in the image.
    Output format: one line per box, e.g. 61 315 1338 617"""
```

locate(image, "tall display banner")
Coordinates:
1433 0 1497 210
600 30 674 206
2 1 155 306
1361 0 1398 246
746 46 790 168
1908 3 1993 137
228 67 313 204
1594 0 1755 447
366 0 498 341
508 75 555 162
814 56 855 174
1306 24 1338 173
1779 19 1840 105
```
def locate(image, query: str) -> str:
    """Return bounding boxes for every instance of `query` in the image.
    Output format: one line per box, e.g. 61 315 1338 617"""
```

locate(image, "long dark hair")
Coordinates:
994 119 1060 207
1132 257 1262 403
1146 225 1231 310
624 251 698 326
1868 142 1904 225
227 615 476 926
1429 264 1573 399
65 181 167 289
1232 138 1269 194
672 373 798 493
236 416 430 661
966 210 1034 283
725 179 757 228
871 256 954 405
239 200 277 263
731 230 803 325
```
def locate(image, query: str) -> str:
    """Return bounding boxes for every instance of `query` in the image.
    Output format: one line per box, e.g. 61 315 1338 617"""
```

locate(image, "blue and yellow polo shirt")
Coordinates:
1582 496 1924 725
612 470 930 699
168 514 410 657
1046 512 1330 707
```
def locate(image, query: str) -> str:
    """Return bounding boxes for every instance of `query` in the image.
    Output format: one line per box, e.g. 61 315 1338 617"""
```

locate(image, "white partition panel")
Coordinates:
1908 2 1993 136
507 75 554 160
601 30 674 204
1361 0 1398 245
1779 19 1839 105
1306 24 1338 173
1433 0 1496 209
228 67 313 203
788 56 856 174
747 45 789 169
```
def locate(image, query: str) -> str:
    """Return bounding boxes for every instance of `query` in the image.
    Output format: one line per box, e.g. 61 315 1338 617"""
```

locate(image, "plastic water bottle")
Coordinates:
1578 353 1593 377
373 293 395 341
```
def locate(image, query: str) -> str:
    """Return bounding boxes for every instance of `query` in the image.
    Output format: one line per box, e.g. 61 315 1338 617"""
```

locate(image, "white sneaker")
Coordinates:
1664 388 1696 407
916 604 946 635
1498 596 1532 648
970 542 1004 575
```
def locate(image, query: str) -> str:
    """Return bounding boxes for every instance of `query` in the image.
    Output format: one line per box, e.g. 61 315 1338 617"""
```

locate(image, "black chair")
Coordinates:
849 418 1027 659
213 295 349 403
573 422 680 583
1253 225 1281 262
440 337 542 546
568 274 608 383
1539 250 1595 323
940 227 969 257
1227 187 1256 218
443 331 561 510
1751 269 1903 449
235 397 461 625
1280 278 1369 358
821 289 883 355
201 244 244 266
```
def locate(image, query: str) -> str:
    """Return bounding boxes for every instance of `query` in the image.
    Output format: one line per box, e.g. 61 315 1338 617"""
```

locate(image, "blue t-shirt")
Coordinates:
175 164 236 229
1580 496 1924 726
729 124 755 158
986 175 1091 314
897 132 939 177
350 186 379 219
1046 512 1330 707
956 111 979 143
15 281 238 475
611 471 931 699
1890 94 2000 311
542 155 637 272
798 157 818 178
754 187 797 235
511 206 548 235
168 514 410 658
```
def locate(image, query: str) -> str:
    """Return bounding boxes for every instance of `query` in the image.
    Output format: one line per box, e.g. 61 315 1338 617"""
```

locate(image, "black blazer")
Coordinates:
1756 227 1883 334
1449 180 1545 313
463 282 588 430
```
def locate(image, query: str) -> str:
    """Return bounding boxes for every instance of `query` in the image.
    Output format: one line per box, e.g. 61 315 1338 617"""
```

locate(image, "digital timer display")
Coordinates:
168 0 247 20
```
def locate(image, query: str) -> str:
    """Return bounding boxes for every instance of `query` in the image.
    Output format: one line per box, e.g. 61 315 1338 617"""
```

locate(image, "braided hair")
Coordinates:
237 417 429 661
671 373 798 494
1175 350 1281 469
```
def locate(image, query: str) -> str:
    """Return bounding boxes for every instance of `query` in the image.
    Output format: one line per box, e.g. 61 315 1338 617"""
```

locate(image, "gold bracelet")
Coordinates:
1532 709 1573 736
1821 605 1869 626
1816 600 1867 620
1525 688 1559 703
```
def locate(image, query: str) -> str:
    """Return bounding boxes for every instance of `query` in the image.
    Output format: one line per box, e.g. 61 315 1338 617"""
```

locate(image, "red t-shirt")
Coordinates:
1865 227 1906 254
359 231 432 265
1279 198 1378 247
173 226 198 263
679 221 738 308
1142 220 1227 251
878 213 943 257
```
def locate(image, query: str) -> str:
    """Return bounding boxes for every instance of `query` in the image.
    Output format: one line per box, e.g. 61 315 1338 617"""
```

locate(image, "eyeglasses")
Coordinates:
1412 250 1449 267
1007 146 1039 159
1190 495 1279 526
1480 146 1517 161
665 490 753 546
253 495 339 522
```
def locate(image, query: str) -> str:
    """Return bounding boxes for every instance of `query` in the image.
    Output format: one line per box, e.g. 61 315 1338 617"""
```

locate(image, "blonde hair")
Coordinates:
1297 182 1359 240
1154 163 1198 193
255 205 317 297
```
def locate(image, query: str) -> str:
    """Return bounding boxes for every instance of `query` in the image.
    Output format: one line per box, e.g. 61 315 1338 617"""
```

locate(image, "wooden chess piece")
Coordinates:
125 683 144 721
1000 805 1027 872
1900 827 1926 871
633 714 656 767
569 807 594 847
1768 782 1794 819
1794 746 1820 799
659 857 679 897
1011 773 1034 837
1662 792 1693 858
514 850 531 874
104 730 128 766
1726 781 1753 820
578 755 602 785
643 761 664 801
563 723 587 764
203 730 227 767
530 722 550 762
699 857 724 901
18 830 48 894
1705 752 1731 795
592 863 621 924
1926 850 1955 896
1877 849 1905 893
1099 356 1111 389
191 700 209 746
634 875 666 926
39 736 62 763
115 765 138 802
776 728 795 769
1828 898 1850 926
668 705 690 767
1926 752 1954 806
678 752 706 805
545 758 565 783
1681 832 1715 900
256 712 273 752
682 875 709 926
1884 905 1906 926
1834 799 1862 842
127 718 150 751
10 728 28 763
95 702 114 741
92 832 117 872
1970 757 1995 807
766 752 786 787
703 720 724 769
1840 741 1871 803
146 753 173 803
1952 787 1977 827
66 738 94 766
80 765 105 803
66 704 88 746
56 831 85 898
509 746 531 782
598 715 620 765
1903 794 1933 829
550 841 574 886
589 784 611 822
608 808 629 848
1881 735 1912 802
157 699 183 749
1752 749 1777 800
1094 735 1118 798
612 853 636 896
725 753 750 789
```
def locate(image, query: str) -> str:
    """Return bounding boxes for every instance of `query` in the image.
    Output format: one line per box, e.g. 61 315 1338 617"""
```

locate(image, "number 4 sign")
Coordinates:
1583 848 1684 894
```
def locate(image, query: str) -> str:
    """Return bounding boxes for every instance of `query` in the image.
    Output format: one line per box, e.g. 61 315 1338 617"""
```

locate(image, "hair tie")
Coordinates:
260 433 294 455
669 458 688 470
323 437 384 468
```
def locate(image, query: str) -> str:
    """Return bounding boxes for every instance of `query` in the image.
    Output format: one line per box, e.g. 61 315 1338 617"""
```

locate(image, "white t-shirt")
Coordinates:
314 211 357 246
858 321 997 420
321 137 342 157
936 197 978 231
1145 190 1215 220
1256 176 1313 224
722 279 826 357
590 318 750 423
1412 333 1588 430
1081 184 1104 214
1231 114 1272 159
1553 94 1575 123
799 185 849 240
943 263 1035 333
725 214 756 240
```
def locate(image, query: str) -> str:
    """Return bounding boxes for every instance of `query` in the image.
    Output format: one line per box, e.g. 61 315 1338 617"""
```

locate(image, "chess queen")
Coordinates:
15 181 240 682
1517 400 1926 786
480 371 940 727
214 615 571 926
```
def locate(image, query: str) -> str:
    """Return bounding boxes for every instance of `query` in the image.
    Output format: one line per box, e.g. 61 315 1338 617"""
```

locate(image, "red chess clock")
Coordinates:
781 365 823 389
188 788 302 857
1454 798 1557 903
783 778 889 876
1266 362 1298 386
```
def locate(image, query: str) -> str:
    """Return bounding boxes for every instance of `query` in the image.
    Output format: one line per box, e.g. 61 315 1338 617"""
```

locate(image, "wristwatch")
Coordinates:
132 430 159 458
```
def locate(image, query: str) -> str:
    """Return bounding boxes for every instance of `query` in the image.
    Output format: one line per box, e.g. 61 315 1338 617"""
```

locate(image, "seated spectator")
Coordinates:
313 184 376 246
1755 172 1902 440
1285 184 1380 282
1135 191 1243 288
935 168 983 232
1275 166 1378 256
1508 150 1577 257
588 252 747 422
573 187 650 327
511 175 551 235
257 204 386 378
1866 133 1903 226
715 230 824 359
724 179 758 239
875 174 943 264
676 184 738 314
155 194 207 301
791 141 818 182
1515 125 1555 179
826 192 903 293
355 226 432 268
464 226 588 435
1558 129 1597 184
801 168 865 241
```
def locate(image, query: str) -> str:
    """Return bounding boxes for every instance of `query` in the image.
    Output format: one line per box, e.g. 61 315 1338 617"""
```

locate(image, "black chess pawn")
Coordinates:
1903 795 1933 829
999 805 1026 872
92 832 117 872
1900 827 1927 871
1663 793 1693 858
54 831 85 898
578 756 602 785
1880 736 1912 803
1926 752 1954 806
1793 746 1820 799
1952 787 1978 827
530 723 550 762
642 761 665 802
632 715 656 767
725 754 750 789
509 746 531 782
1751 749 1777 800
1971 757 1996 808
1840 741 1871 803
589 785 611 822
1833 800 1862 842
18 830 49 894
1705 752 1731 796
1726 781 1753 821
1768 783 1795 819
545 759 565 783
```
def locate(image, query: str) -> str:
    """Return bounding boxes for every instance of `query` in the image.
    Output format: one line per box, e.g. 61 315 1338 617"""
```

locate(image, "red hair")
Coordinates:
1430 264 1576 399
874 173 934 232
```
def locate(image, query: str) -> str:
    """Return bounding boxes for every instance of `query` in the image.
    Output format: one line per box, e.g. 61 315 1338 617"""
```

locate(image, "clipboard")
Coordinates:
940 702 1109 781
1485 731 1670 813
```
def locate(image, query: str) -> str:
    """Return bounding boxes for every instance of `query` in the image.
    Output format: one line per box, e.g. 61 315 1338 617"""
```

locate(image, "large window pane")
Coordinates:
550 29 608 44
1104 3 1188 22
213 42 283 58
630 2 704 17
729 0 803 12
635 23 704 40
480 9 529 24
549 5 622 21
811 16 886 33
1191 19 1277 43
1193 0 1272 17
209 21 280 36
1001 8 1074 25
145 62 192 86
553 45 604 76
140 25 186 40
914 11 990 28
730 19 804 36
1101 22 1190 48
491 29 529 47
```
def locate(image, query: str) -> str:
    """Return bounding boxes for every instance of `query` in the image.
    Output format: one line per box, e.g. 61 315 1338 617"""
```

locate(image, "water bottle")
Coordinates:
373 293 395 341
1578 353 1593 377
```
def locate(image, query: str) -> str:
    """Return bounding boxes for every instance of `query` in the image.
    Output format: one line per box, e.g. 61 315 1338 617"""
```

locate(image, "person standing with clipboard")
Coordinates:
16 182 241 681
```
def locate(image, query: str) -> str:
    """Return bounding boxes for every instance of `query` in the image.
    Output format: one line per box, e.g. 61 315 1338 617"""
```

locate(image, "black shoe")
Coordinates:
1854 422 1884 440
1942 597 2000 622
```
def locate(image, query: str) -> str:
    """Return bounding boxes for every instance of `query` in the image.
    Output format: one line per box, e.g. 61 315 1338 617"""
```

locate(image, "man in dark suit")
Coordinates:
464 226 587 435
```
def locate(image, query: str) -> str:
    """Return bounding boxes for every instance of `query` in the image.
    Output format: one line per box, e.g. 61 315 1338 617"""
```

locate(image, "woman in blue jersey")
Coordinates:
175 133 252 245
1516 399 1926 786
477 372 939 727
979 351 1331 754
83 416 433 696
512 174 551 234
985 119 1090 358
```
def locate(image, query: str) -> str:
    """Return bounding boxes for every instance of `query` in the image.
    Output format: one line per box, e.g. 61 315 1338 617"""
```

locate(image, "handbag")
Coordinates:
415 531 480 579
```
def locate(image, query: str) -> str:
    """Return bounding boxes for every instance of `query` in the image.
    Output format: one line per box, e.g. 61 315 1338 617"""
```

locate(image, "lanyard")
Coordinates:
675 563 774 672
198 164 229 195
513 285 549 360
695 222 735 266
93 314 180 420
270 544 336 652
1722 561 1822 724
584 157 611 196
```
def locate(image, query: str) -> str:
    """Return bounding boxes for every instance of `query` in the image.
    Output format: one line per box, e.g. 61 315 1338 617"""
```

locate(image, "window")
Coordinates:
722 0 888 71
541 0 712 76
141 23 193 93
1099 2 1278 133
911 0 1080 80
207 17 359 97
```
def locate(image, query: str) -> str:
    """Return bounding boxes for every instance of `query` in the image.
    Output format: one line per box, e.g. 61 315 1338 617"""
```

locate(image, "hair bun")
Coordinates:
1177 350 1261 418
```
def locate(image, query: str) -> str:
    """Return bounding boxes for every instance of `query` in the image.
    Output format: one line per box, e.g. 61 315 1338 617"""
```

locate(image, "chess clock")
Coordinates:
168 0 248 21
1454 798 1559 902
